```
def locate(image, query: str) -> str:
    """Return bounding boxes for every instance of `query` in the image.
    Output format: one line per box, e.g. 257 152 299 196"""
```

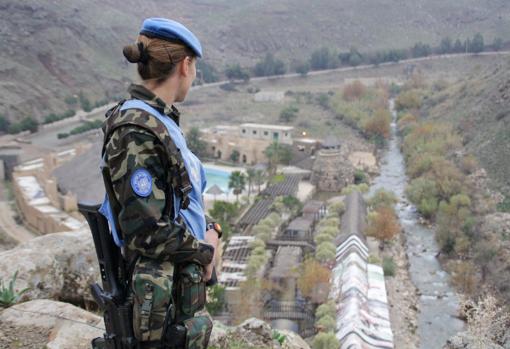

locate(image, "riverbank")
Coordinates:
379 232 420 349
366 99 464 348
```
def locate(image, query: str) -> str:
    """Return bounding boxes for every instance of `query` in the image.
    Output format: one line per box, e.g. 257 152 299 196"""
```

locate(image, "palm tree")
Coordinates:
264 142 281 175
254 169 265 194
264 142 292 175
246 168 256 199
228 171 246 202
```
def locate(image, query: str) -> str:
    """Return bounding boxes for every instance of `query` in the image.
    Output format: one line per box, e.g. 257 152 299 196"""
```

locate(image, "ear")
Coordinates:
180 57 191 77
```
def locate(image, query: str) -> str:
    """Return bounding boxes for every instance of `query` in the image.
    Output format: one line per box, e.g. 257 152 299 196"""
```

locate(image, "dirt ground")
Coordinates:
0 322 50 349
370 233 420 349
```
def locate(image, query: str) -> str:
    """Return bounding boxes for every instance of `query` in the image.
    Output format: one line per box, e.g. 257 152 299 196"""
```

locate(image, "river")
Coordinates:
367 99 464 349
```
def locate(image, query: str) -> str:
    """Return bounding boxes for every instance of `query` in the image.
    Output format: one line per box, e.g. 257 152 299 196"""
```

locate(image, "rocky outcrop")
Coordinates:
210 318 310 349
0 301 310 349
0 229 98 304
0 299 104 349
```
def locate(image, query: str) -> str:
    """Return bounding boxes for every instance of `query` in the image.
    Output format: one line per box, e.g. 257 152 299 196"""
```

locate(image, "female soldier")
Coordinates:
100 18 221 349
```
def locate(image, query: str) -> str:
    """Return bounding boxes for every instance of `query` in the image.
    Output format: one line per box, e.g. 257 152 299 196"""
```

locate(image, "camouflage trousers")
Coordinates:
132 257 212 349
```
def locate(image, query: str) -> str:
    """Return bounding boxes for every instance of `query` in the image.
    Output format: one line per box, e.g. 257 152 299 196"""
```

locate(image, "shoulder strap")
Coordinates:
102 101 191 210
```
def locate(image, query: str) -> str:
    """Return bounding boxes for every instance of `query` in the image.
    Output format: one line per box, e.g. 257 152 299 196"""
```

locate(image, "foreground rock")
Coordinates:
0 299 104 349
0 229 98 304
210 318 310 349
443 332 505 349
1 300 310 349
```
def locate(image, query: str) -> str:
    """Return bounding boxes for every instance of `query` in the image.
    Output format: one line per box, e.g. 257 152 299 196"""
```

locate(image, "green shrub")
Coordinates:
316 314 336 332
313 332 339 349
382 257 396 277
0 271 29 308
316 242 336 263
272 330 286 345
315 300 336 319
497 196 510 213
205 284 226 315
368 189 397 210
354 169 368 184
395 90 422 111
328 201 345 216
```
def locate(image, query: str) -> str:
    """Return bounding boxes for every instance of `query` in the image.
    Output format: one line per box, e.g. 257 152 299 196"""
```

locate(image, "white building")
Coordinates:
239 123 293 145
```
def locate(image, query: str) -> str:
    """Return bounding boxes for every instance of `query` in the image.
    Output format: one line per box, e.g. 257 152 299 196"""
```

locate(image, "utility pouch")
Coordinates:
132 259 174 342
182 316 213 349
178 263 206 316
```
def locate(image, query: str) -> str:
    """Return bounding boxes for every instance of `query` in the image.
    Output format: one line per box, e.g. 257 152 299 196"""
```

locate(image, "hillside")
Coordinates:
1 0 510 120
421 59 510 197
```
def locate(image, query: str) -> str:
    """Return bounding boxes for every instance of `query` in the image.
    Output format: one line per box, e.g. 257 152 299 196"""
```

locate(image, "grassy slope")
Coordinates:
421 59 510 196
1 0 510 119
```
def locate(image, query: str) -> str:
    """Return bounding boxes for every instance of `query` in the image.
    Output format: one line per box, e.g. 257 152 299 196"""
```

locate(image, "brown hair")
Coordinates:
123 35 195 83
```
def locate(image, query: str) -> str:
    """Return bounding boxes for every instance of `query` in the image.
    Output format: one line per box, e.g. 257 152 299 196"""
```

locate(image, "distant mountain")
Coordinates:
1 0 509 120
421 60 510 196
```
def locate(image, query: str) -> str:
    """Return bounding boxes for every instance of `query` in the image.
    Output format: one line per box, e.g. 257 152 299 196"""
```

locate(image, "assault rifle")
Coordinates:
79 202 137 349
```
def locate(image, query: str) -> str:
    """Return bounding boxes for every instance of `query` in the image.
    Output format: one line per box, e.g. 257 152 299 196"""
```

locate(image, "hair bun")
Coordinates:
123 44 141 63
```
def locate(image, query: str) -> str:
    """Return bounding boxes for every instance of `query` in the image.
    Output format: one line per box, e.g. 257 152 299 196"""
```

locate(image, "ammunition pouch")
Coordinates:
160 263 211 349
131 258 174 342
131 261 211 349
177 263 206 317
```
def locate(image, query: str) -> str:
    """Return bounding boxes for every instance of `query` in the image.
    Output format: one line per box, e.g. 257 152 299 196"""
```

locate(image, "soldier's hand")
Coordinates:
203 229 219 282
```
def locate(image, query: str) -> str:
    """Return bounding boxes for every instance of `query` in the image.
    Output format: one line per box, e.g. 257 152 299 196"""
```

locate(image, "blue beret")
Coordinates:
140 18 203 58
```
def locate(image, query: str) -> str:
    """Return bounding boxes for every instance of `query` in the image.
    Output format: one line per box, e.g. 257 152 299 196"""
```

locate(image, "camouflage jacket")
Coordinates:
102 84 213 265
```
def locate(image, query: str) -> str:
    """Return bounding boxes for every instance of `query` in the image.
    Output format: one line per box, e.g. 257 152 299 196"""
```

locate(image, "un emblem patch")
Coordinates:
130 168 152 197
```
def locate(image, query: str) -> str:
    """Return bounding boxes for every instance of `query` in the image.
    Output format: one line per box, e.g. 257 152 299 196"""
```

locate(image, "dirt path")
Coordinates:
383 233 420 349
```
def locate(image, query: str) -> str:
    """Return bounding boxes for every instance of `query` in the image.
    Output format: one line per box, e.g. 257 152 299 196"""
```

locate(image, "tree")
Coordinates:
279 105 299 123
412 42 432 58
245 168 256 199
254 169 265 194
228 171 246 202
364 108 391 142
492 37 504 51
264 142 292 174
343 80 366 101
310 47 337 70
225 64 250 82
368 189 398 210
395 90 422 111
79 91 92 112
9 117 39 134
297 258 331 300
469 33 484 53
208 200 239 240
295 62 310 76
186 127 207 158
365 206 400 249
453 38 464 53
253 53 286 77
230 149 240 163
340 47 363 66
0 115 10 133
439 37 453 54
196 60 219 83
474 240 498 282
